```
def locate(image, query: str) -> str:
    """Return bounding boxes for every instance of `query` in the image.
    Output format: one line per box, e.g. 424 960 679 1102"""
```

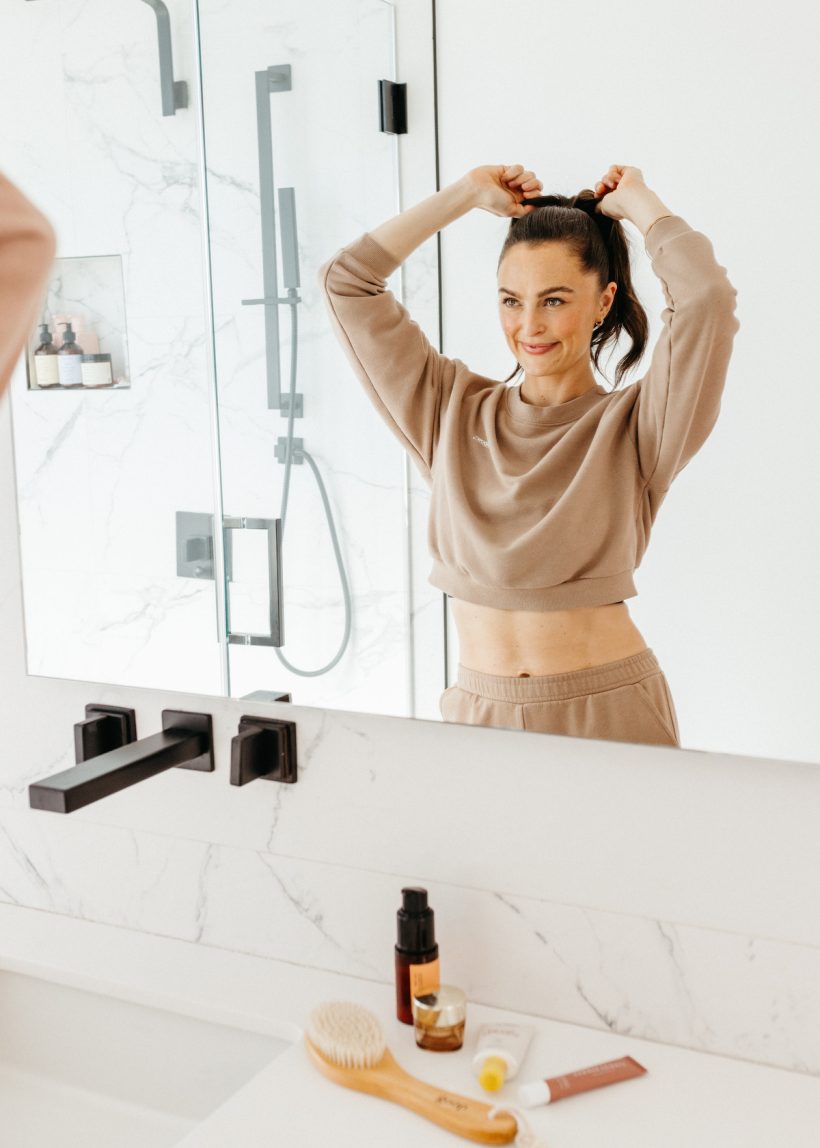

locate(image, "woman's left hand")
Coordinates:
593 165 648 221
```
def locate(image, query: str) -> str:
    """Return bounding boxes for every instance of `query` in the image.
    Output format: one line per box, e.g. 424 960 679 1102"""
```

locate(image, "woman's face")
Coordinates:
497 241 617 377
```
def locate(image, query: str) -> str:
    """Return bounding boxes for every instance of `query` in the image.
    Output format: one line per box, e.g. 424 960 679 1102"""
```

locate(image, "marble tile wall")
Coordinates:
5 0 223 695
1 761 818 1076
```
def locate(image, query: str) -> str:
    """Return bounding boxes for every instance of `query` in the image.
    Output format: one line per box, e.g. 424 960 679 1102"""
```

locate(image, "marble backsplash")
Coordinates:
1 798 818 1076
1 658 818 1078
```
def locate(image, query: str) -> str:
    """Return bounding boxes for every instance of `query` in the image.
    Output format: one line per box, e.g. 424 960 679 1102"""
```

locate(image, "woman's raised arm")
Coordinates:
368 164 543 265
317 166 542 480
598 167 740 502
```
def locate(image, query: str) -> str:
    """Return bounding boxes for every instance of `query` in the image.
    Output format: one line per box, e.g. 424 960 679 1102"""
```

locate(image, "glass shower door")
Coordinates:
198 0 441 717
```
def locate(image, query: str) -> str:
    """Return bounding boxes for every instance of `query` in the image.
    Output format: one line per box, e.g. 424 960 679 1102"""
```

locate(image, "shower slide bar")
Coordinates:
240 64 301 413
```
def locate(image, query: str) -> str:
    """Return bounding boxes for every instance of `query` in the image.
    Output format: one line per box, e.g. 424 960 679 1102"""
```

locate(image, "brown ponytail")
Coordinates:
497 190 648 389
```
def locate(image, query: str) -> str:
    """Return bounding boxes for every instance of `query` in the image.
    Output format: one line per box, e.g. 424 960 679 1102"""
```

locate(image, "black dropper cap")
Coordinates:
396 886 437 955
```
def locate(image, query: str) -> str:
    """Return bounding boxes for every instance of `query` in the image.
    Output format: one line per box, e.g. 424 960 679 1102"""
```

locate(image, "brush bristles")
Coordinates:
307 1001 386 1069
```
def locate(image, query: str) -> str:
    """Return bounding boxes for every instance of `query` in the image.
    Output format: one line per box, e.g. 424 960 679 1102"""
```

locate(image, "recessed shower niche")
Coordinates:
26 254 131 391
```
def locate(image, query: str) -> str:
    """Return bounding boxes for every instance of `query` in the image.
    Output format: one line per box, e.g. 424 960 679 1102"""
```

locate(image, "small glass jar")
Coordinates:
80 353 114 388
412 984 467 1051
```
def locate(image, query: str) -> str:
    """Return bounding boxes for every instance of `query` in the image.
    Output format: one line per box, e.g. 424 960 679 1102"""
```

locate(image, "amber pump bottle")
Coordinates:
395 887 440 1024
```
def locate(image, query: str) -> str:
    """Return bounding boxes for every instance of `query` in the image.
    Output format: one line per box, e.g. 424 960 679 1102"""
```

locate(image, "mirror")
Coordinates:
5 0 818 766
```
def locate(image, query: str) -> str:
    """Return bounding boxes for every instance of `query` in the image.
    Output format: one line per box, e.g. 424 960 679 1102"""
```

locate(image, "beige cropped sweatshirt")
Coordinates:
318 213 740 611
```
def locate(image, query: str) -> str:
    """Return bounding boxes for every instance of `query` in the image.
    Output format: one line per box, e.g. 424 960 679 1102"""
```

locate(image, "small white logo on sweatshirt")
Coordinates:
472 434 490 448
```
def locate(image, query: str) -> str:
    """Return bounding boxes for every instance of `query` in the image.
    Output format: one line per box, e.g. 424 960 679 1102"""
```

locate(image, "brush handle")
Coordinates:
379 1054 518 1144
305 1041 517 1144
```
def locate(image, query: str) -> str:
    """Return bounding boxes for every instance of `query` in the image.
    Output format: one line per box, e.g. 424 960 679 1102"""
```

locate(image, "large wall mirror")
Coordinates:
6 0 819 766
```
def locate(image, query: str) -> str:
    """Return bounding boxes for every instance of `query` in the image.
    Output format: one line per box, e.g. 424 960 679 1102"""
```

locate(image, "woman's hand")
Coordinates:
593 165 649 222
593 164 675 235
461 164 543 218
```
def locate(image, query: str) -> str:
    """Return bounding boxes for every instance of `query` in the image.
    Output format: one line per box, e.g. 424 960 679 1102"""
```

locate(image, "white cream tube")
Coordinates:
472 1022 535 1091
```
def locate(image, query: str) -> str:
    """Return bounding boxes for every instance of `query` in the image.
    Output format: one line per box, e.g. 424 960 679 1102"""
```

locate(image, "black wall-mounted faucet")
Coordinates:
29 707 214 814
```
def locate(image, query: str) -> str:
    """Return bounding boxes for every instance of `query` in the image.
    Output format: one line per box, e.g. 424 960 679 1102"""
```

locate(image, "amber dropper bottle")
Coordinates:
395 887 440 1024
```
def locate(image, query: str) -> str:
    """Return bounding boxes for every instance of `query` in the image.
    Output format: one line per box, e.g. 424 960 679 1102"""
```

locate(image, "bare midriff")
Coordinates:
449 598 649 677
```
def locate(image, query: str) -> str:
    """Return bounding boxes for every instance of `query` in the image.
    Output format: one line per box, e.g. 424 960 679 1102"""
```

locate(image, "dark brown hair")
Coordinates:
497 190 648 388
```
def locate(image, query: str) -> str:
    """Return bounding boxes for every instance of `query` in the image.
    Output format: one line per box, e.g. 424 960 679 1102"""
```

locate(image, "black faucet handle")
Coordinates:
230 715 298 787
74 704 138 763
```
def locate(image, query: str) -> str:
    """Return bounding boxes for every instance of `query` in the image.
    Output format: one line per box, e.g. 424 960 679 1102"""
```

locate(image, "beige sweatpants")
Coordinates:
439 648 680 747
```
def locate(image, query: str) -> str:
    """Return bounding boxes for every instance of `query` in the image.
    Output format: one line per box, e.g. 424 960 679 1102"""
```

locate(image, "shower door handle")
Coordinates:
140 0 188 115
223 516 284 647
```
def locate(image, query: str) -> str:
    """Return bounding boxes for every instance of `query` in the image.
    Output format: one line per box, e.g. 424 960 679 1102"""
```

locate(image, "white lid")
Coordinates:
517 1080 551 1108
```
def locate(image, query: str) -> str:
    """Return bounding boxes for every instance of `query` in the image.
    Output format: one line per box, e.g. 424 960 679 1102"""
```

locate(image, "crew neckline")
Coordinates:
505 381 608 425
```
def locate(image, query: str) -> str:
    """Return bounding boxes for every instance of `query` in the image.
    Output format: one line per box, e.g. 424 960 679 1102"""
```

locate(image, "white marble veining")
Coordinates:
1 804 819 1073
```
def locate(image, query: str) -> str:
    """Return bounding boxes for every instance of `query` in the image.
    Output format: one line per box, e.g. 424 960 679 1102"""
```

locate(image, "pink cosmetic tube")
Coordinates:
517 1055 647 1108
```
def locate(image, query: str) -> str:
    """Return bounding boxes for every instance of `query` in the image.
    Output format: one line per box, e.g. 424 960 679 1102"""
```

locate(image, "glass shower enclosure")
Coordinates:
7 0 443 719
196 0 445 717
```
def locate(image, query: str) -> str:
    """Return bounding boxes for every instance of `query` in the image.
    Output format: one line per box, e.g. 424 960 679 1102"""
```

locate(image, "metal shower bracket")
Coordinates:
140 0 188 116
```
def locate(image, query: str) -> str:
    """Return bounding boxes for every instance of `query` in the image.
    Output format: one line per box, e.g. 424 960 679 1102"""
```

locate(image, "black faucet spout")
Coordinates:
29 709 213 814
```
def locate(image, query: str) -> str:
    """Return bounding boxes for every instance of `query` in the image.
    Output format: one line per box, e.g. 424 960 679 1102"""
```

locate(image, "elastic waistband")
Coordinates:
455 648 660 702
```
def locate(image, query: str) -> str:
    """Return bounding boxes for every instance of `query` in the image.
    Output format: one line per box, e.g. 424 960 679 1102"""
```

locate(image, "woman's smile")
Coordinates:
520 340 558 355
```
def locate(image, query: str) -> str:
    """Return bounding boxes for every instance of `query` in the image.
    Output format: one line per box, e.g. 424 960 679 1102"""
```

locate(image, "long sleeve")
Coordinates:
0 171 57 398
318 233 458 480
629 214 740 500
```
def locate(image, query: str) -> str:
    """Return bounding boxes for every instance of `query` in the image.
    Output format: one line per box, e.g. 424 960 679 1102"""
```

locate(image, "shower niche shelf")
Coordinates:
26 254 131 391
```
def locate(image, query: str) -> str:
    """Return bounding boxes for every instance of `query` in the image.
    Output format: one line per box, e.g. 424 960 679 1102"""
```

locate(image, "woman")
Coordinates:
0 169 57 399
319 163 739 746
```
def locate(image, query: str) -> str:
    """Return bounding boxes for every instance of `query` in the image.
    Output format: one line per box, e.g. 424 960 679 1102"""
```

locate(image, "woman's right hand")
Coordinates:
460 164 543 218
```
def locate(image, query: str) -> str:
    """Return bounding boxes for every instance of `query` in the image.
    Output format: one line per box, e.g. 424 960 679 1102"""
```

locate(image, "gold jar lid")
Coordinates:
412 984 467 1028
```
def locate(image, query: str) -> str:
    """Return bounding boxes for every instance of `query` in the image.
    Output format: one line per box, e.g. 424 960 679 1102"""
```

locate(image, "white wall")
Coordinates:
435 0 820 764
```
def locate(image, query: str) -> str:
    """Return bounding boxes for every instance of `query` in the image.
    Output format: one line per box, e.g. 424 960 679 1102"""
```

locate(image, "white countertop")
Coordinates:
1 904 818 1148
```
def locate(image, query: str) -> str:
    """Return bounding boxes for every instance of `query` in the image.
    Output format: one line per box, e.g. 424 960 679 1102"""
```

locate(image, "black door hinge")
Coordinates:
378 79 407 134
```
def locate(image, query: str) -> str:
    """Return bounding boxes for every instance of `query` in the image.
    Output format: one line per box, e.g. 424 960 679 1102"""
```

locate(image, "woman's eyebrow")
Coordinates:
498 286 576 296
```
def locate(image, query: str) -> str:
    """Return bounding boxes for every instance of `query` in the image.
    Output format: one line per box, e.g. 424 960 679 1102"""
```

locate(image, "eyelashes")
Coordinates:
500 297 564 308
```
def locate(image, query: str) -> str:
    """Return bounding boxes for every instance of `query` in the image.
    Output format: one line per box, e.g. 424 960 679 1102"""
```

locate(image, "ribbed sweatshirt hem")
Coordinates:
429 564 638 611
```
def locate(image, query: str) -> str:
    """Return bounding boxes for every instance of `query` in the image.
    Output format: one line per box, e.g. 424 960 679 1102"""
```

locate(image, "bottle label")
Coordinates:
81 360 113 387
34 355 59 387
409 957 440 998
57 355 83 387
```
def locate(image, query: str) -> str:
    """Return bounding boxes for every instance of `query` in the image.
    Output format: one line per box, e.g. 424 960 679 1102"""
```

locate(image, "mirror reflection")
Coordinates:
320 163 739 748
4 0 817 764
